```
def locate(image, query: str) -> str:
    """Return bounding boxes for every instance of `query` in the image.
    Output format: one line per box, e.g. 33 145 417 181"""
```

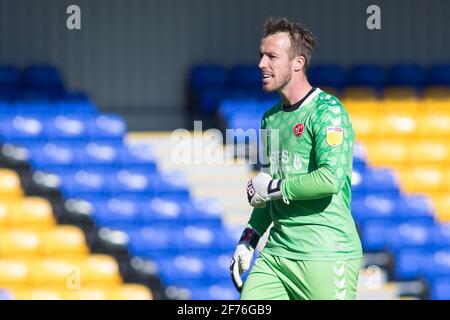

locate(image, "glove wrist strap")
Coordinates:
239 227 261 249
267 179 283 199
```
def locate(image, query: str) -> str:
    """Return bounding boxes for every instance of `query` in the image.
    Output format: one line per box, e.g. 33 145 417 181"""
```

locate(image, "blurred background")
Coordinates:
0 0 449 300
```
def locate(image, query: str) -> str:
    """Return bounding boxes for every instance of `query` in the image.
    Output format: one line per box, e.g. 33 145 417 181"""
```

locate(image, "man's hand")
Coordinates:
229 227 260 293
246 172 283 208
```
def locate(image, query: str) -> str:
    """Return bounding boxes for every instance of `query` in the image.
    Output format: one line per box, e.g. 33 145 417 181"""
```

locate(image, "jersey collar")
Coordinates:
282 87 322 112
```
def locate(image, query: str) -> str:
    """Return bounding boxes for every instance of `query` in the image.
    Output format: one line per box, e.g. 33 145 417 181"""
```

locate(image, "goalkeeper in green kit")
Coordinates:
229 18 363 300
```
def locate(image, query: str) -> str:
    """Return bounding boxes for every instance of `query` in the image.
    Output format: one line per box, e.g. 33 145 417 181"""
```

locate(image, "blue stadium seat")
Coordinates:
0 65 20 91
0 115 50 143
190 65 228 91
45 115 93 141
87 114 126 141
190 283 239 300
26 142 84 170
394 248 431 281
183 198 223 227
426 64 450 86
127 226 178 258
158 254 208 284
430 276 450 300
56 100 98 115
81 141 126 168
351 194 399 223
308 65 346 90
388 64 424 88
433 223 450 248
175 225 220 253
140 197 184 224
397 194 435 223
427 250 450 279
121 144 158 171
360 219 394 252
57 168 116 198
229 65 261 89
389 221 435 252
347 64 385 90
90 197 141 228
364 168 400 196
22 64 64 94
111 169 157 196
196 86 229 114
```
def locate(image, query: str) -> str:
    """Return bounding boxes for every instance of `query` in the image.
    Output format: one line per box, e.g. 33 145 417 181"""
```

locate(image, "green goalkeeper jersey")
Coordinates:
249 88 363 261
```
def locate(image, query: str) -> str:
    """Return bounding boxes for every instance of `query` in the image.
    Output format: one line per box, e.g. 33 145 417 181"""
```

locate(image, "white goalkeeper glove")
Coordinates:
229 227 260 293
246 172 283 208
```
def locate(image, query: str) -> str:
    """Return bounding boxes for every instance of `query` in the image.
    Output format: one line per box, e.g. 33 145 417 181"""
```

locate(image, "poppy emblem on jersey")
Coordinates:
326 126 344 146
293 123 304 137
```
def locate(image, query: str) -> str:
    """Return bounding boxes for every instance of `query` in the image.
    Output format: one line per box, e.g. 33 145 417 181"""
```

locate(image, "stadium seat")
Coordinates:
22 65 64 94
105 284 153 300
424 86 450 99
383 87 419 99
229 65 262 91
0 229 41 258
411 140 449 165
351 194 398 223
366 141 408 168
397 194 435 223
0 169 23 198
419 112 450 138
11 288 62 300
379 112 418 138
430 276 450 300
8 197 55 227
0 259 30 287
388 220 435 252
398 167 446 194
360 219 394 252
190 65 228 91
39 226 88 257
426 64 450 86
343 87 378 100
388 64 424 88
432 195 450 221
28 258 76 287
74 255 121 286
347 64 385 91
0 66 20 91
308 65 346 90
394 249 431 281
343 99 380 116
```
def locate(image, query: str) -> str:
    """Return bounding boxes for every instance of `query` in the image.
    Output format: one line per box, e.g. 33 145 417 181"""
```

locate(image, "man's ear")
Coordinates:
293 56 305 72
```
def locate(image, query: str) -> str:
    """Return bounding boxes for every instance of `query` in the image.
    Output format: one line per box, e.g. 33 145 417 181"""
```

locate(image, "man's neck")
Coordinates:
279 75 313 106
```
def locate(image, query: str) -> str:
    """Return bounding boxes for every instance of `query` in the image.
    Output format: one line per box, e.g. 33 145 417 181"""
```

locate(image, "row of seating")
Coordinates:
190 64 450 113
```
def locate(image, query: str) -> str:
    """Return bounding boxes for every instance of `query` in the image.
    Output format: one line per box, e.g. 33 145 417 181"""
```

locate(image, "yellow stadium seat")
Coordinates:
0 169 23 198
29 258 77 288
411 141 450 165
432 194 450 222
106 284 153 300
0 229 41 258
74 255 121 286
381 100 421 115
9 197 55 227
61 288 107 300
365 141 409 168
0 259 30 287
424 99 450 113
0 201 10 227
383 86 419 100
398 167 446 194
11 288 62 300
424 87 450 100
379 113 418 138
39 226 88 257
348 114 378 142
418 112 450 138
343 87 378 100
343 99 380 117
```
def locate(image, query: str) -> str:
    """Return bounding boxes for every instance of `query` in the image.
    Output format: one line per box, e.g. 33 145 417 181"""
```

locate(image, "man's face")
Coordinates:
258 32 294 92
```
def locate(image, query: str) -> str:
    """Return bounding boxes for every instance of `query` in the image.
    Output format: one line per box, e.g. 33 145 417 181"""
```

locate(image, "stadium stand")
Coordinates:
0 65 242 300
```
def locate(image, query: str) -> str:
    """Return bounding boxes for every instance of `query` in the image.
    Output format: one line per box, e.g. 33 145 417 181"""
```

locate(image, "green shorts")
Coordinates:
241 251 361 300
